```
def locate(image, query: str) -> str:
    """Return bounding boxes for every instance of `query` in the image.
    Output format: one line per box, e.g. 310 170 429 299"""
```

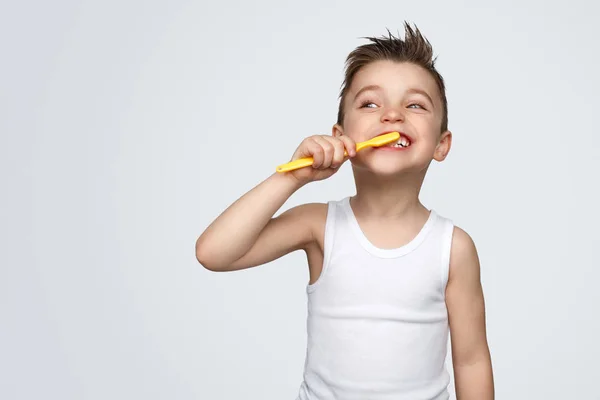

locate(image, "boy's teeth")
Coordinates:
393 137 411 147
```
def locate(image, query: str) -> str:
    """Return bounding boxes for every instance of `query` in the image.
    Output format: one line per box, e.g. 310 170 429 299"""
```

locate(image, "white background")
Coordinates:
1 0 599 399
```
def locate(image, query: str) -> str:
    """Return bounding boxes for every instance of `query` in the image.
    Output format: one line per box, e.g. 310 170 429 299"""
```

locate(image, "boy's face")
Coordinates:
333 60 451 175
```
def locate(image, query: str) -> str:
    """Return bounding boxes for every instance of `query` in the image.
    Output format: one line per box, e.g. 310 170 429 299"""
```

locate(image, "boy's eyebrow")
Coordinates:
352 85 436 109
352 85 382 101
406 88 435 109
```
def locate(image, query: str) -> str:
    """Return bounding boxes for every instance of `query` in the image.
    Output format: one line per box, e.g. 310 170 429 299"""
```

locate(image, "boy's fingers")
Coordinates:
313 136 334 169
338 135 357 157
321 136 345 168
330 138 346 168
297 134 354 173
306 138 324 168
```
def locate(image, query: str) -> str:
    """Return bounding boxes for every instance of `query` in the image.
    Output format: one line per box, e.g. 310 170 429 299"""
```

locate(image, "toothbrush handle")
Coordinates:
276 149 353 173
276 157 315 173
275 133 397 173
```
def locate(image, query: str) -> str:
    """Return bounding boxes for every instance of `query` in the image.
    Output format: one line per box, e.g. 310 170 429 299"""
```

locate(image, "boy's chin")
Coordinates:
350 151 432 175
355 160 421 176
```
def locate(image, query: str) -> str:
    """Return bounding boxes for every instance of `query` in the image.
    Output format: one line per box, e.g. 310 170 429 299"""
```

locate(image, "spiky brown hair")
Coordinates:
336 22 448 133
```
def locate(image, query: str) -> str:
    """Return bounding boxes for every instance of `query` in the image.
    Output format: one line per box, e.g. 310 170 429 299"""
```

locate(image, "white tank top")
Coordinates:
296 197 455 400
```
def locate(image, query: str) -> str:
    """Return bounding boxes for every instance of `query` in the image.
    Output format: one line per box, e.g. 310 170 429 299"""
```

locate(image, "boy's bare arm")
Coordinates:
446 227 494 400
195 134 356 272
195 172 311 271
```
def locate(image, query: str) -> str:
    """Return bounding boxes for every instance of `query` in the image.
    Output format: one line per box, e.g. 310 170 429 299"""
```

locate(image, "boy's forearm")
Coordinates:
454 357 494 400
195 172 304 268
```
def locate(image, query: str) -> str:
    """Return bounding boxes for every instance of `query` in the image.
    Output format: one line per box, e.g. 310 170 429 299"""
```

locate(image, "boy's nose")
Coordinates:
381 107 405 123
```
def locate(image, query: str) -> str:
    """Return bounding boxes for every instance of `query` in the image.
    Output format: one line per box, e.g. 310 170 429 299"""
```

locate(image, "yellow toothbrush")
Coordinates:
276 132 400 173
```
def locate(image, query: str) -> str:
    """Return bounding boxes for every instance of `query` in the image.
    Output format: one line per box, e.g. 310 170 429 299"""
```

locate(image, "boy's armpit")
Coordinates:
303 202 328 253
278 202 328 253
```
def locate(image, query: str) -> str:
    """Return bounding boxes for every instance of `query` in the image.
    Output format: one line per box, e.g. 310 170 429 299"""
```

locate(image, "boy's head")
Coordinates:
333 22 452 174
336 23 448 132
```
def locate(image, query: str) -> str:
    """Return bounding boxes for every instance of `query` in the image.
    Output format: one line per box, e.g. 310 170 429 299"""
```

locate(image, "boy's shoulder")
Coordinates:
285 202 328 228
287 201 328 214
280 202 328 251
448 224 480 282
450 225 477 259
289 198 346 226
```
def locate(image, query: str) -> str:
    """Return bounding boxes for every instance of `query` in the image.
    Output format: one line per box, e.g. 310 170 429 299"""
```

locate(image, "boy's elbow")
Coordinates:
195 250 213 271
195 239 224 272
196 251 225 272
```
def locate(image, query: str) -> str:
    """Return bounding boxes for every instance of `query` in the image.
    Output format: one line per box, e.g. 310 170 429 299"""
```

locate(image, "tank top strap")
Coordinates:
438 215 455 292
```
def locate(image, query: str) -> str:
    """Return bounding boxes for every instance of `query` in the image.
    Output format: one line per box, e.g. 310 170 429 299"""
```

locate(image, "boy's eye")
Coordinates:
408 103 426 110
360 101 378 108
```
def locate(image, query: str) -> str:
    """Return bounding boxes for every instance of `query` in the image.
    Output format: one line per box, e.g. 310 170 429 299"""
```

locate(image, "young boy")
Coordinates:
196 23 494 400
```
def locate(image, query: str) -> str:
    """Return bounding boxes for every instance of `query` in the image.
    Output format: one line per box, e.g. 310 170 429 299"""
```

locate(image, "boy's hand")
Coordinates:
288 135 356 184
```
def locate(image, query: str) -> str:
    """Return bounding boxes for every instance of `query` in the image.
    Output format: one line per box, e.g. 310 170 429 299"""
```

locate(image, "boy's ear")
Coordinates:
332 124 344 137
434 130 452 162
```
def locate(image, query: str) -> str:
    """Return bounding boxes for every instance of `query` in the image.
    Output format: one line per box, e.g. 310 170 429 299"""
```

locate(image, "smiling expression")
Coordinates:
333 60 451 175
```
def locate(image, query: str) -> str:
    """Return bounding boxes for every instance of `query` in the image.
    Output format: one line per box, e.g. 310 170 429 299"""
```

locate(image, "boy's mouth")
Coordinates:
379 131 413 148
388 134 412 148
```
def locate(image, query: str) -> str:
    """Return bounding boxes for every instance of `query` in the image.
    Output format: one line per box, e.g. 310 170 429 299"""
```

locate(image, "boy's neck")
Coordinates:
351 170 428 219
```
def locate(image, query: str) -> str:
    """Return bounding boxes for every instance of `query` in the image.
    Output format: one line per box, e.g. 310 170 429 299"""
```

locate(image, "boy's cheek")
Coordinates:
344 125 372 143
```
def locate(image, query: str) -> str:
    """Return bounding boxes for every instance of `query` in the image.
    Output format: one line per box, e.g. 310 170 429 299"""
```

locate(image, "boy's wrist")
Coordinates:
269 171 307 192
